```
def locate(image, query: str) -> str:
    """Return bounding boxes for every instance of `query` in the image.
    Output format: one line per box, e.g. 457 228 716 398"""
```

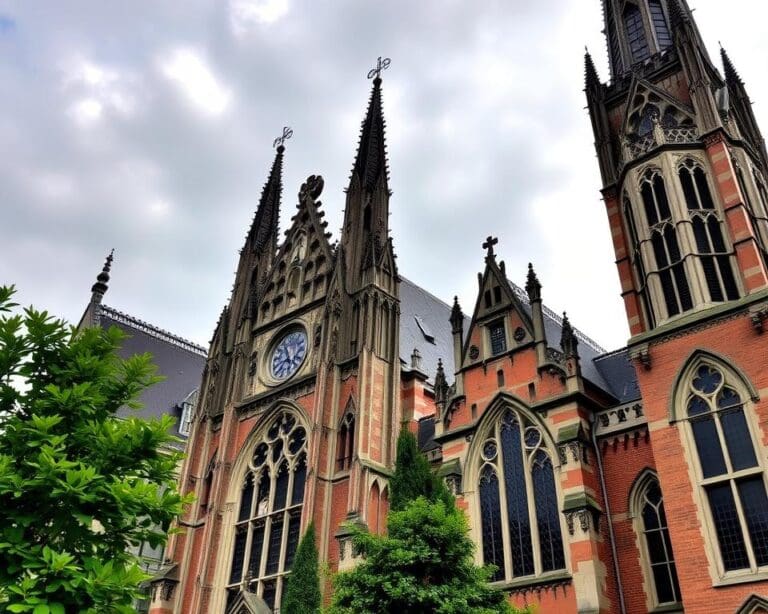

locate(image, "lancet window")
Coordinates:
478 409 566 582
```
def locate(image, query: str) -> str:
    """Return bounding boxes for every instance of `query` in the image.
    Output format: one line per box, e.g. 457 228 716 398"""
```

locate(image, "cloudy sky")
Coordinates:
1 1 766 352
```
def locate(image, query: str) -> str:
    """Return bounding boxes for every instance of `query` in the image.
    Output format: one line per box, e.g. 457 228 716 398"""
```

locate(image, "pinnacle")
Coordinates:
247 145 284 256
584 49 600 88
91 249 114 296
720 46 743 86
349 75 390 193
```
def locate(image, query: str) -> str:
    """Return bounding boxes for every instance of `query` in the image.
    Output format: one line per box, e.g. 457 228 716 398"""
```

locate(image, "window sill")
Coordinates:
492 570 572 594
650 603 683 613
712 569 768 587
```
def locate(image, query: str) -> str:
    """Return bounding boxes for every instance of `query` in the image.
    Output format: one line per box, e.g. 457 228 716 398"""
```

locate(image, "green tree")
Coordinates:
329 497 522 614
281 522 321 614
389 428 452 511
0 286 190 613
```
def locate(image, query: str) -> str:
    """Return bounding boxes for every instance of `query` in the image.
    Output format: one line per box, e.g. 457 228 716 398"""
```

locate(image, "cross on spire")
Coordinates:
273 126 293 149
483 235 498 258
367 56 391 81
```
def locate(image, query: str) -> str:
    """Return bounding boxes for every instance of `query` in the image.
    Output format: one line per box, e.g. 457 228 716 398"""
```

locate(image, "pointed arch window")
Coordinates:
632 474 681 608
681 362 768 574
648 0 672 49
624 3 651 64
337 411 355 471
679 159 740 303
478 409 566 582
227 410 308 611
640 170 692 317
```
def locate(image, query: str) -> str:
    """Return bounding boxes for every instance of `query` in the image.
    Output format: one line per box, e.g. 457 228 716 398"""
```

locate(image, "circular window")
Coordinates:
482 439 498 461
270 328 308 381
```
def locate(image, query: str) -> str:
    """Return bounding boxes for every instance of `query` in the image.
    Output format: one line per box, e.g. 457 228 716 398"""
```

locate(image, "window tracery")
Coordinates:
681 361 768 575
227 410 308 611
478 409 566 583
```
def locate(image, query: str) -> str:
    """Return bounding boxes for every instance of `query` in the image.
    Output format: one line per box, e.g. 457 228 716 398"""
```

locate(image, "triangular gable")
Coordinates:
225 590 272 614
622 75 695 138
736 594 768 614
460 248 534 368
258 175 335 318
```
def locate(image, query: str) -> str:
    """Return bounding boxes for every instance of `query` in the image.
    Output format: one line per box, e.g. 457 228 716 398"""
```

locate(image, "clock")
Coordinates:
270 329 308 381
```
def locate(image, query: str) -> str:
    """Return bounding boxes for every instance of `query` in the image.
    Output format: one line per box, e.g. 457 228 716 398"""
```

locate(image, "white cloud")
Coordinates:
230 0 289 35
159 47 232 116
61 57 138 125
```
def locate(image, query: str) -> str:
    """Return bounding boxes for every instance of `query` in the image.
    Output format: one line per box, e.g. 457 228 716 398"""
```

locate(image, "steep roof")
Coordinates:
398 275 638 403
97 305 207 440
399 277 468 385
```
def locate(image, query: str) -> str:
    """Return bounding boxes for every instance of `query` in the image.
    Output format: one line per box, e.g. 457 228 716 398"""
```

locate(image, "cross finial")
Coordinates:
273 126 293 149
482 235 499 258
367 56 391 81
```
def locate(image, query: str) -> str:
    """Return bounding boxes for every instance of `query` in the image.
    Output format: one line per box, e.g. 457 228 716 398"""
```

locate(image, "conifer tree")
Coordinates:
390 427 452 511
282 522 321 614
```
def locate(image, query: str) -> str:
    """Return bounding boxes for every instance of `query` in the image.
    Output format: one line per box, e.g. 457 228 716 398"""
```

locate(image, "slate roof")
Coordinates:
399 277 469 385
97 305 207 440
593 348 641 403
399 276 639 407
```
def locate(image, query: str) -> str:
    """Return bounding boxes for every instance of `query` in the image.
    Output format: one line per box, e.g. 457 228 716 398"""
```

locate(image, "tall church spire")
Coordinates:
340 59 396 290
246 140 285 258
349 59 390 195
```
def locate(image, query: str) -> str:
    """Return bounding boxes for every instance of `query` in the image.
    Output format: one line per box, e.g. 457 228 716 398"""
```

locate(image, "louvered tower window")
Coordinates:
649 0 672 49
337 411 355 471
682 362 768 574
640 169 693 318
227 410 308 611
624 4 651 64
478 409 566 582
678 160 740 303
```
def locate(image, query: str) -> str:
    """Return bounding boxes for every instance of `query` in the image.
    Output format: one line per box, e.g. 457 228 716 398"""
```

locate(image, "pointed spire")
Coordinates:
584 49 600 89
350 71 390 193
525 263 542 302
90 249 114 303
247 137 286 255
450 296 464 334
560 311 579 359
434 358 450 408
720 46 743 87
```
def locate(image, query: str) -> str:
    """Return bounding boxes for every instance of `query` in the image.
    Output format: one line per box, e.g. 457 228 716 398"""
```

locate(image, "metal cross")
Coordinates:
367 57 391 80
273 126 293 149
482 235 499 257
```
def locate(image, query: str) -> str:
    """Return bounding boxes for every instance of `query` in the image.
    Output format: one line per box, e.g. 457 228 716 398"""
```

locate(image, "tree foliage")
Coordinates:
329 498 521 614
0 286 190 613
389 428 452 511
281 521 321 614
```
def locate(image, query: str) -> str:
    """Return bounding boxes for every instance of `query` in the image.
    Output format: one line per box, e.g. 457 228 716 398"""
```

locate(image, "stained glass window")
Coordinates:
227 409 308 610
636 476 681 606
683 362 768 575
478 409 565 582
489 321 507 356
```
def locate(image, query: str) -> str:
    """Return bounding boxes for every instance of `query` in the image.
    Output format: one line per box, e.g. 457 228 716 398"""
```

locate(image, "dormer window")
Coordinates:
489 321 507 356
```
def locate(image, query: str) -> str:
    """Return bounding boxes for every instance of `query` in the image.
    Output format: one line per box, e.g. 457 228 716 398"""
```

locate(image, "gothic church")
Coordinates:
148 1 768 612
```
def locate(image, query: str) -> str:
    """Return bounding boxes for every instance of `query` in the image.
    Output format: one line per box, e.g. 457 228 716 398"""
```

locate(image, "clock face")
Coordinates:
270 330 308 381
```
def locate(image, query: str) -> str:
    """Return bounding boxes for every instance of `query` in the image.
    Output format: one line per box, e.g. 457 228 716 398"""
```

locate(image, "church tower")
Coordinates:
587 2 768 612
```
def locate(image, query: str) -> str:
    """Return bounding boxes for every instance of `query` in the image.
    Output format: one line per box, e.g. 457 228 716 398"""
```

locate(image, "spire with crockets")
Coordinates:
340 58 397 291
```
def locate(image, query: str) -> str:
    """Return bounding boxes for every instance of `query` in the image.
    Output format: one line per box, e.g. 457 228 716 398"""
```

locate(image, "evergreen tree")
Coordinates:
282 522 321 614
329 497 522 614
0 286 190 613
390 428 452 511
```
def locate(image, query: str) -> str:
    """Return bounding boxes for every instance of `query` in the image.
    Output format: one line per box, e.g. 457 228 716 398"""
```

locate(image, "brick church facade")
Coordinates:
148 1 768 612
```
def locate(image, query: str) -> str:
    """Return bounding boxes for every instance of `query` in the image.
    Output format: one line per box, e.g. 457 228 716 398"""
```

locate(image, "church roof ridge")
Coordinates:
98 304 208 357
